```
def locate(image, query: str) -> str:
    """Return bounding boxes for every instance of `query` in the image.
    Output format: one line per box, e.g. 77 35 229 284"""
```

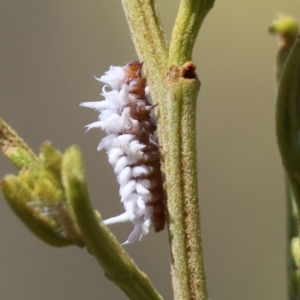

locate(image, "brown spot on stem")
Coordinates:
181 61 197 79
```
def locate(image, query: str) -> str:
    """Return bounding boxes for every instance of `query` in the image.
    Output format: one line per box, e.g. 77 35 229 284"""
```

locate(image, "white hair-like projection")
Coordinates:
81 62 165 244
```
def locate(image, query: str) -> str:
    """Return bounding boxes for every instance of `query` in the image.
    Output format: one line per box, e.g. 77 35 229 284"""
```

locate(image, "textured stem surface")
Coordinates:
121 0 168 92
169 0 215 66
121 1 213 299
163 70 207 299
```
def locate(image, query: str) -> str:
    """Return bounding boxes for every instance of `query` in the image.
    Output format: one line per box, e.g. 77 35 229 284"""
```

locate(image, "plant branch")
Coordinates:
180 77 207 300
121 0 168 88
163 67 207 299
164 78 190 300
121 1 213 299
169 0 215 66
62 146 163 300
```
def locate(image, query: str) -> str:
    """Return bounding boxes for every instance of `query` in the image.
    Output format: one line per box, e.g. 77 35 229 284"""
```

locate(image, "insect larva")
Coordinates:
81 61 166 243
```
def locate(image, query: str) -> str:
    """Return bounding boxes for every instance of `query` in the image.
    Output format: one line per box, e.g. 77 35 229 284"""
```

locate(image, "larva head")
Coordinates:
124 61 143 76
122 61 146 98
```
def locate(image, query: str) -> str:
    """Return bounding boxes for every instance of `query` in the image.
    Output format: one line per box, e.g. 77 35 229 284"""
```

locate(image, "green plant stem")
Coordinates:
164 80 190 299
62 146 162 300
168 0 215 66
121 1 213 299
121 0 168 89
163 72 207 300
180 78 207 300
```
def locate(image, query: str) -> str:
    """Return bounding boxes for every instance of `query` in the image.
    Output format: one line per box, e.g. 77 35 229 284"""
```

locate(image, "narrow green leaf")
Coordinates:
0 118 37 169
39 141 63 182
1 175 71 247
276 37 300 207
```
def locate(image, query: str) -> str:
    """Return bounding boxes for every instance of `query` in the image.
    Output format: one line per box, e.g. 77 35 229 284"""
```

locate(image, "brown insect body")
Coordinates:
120 61 165 232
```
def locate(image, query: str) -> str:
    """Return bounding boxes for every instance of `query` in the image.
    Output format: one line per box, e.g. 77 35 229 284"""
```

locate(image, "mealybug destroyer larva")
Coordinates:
81 62 165 243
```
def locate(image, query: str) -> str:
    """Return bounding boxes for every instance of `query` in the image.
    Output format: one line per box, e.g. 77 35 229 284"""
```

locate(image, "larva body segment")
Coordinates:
81 62 165 243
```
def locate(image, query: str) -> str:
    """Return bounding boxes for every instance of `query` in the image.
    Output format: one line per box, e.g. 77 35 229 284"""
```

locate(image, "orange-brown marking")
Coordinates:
120 61 165 232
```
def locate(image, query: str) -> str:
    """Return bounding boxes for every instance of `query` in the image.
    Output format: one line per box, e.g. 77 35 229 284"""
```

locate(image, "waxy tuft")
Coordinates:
81 62 165 243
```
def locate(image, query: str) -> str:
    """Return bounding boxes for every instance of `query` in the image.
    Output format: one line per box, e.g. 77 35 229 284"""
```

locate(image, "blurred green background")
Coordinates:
0 1 299 299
